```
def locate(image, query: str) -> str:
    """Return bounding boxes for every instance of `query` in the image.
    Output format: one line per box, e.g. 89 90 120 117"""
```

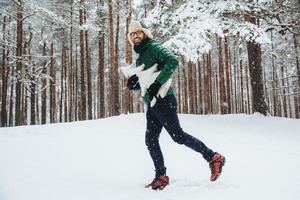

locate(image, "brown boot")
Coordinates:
209 153 225 181
145 175 169 190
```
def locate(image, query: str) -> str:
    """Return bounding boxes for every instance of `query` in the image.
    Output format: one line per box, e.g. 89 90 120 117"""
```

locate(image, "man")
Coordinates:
127 20 226 190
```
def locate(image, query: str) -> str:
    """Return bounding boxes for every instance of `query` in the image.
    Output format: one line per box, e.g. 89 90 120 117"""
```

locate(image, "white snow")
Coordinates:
0 113 300 200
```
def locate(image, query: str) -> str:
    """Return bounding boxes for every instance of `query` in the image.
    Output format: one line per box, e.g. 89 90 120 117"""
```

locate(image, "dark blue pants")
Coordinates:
145 94 215 177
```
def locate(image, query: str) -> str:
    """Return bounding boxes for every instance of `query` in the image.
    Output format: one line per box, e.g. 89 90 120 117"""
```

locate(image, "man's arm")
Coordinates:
153 43 179 85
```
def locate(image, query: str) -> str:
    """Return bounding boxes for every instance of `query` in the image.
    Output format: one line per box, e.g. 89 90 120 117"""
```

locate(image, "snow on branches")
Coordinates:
146 0 272 63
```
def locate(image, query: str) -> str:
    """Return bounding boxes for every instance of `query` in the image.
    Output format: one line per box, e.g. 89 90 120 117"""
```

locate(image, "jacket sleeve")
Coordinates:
152 44 179 85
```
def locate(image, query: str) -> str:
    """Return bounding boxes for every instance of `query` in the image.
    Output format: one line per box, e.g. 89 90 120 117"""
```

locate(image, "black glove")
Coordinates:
127 75 140 90
147 80 162 102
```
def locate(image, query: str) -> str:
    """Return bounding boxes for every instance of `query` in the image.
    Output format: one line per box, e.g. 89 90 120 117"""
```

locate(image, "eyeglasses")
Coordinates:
130 30 143 37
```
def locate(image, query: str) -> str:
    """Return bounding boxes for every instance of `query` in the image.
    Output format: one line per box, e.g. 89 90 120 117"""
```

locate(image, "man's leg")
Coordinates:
153 95 215 162
145 108 166 177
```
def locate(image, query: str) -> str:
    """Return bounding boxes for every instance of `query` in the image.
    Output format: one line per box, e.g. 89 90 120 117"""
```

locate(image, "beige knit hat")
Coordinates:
127 20 153 46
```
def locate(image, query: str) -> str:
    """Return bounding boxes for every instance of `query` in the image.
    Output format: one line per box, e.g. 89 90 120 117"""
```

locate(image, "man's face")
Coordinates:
130 30 146 45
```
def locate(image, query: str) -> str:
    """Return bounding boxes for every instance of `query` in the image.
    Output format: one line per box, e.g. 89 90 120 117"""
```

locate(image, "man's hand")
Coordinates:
147 80 162 102
127 75 140 90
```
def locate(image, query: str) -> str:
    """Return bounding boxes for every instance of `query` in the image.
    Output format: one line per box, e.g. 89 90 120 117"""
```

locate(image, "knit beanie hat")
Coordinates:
127 20 153 46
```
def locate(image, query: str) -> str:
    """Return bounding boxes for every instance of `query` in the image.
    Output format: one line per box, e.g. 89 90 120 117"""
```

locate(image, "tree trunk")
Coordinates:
1 16 8 127
280 64 287 117
79 0 86 120
41 41 47 124
21 84 26 125
182 57 188 113
198 60 203 114
60 43 65 122
284 66 292 117
177 63 181 113
84 10 93 120
188 61 194 113
124 0 132 114
75 44 79 121
114 0 120 115
270 30 277 116
240 60 244 113
98 0 105 118
293 34 300 118
246 16 268 115
217 36 227 114
15 0 24 126
50 41 56 123
245 63 251 114
69 0 74 122
193 63 197 113
9 67 14 126
208 52 213 114
27 31 35 125
64 49 69 122
97 0 106 118
108 0 115 116
232 39 238 113
224 36 231 113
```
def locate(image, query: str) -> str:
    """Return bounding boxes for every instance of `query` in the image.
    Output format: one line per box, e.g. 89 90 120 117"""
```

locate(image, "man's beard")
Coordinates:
133 35 146 45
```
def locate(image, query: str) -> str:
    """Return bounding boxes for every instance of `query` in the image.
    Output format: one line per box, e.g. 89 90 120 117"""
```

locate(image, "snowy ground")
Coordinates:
0 113 300 200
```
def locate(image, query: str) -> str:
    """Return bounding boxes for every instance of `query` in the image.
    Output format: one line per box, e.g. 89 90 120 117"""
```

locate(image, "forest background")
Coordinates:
0 0 299 127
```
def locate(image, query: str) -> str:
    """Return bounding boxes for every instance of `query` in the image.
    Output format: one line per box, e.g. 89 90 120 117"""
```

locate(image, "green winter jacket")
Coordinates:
133 38 179 98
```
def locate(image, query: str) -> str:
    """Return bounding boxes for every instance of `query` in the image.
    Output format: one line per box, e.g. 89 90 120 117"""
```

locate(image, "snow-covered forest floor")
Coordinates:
0 113 300 200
